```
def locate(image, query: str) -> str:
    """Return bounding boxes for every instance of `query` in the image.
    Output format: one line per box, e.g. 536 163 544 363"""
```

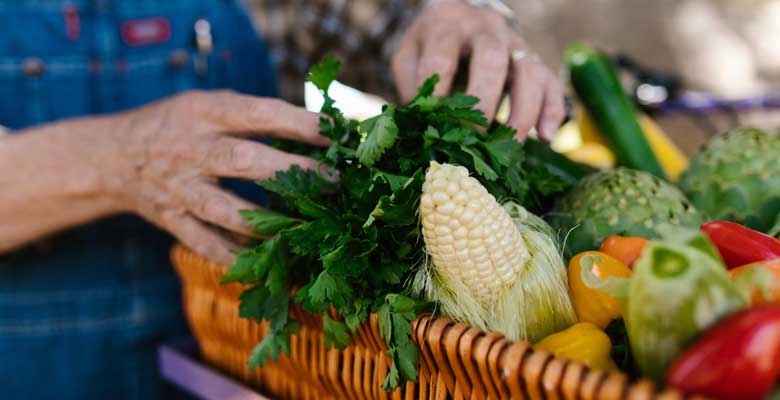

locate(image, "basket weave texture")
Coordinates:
171 244 692 400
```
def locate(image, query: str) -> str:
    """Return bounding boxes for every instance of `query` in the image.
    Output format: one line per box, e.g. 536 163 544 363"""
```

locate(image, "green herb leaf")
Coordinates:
323 315 351 349
423 126 440 148
239 209 302 235
373 171 410 192
442 127 472 144
221 249 260 284
309 270 354 310
252 236 286 287
238 285 269 322
259 165 332 199
482 125 522 169
293 197 334 219
381 359 400 391
445 93 480 109
248 321 300 370
395 339 419 382
321 239 374 276
412 75 439 100
282 219 342 255
366 170 424 227
357 105 399 167
377 303 392 343
308 56 341 93
460 146 498 180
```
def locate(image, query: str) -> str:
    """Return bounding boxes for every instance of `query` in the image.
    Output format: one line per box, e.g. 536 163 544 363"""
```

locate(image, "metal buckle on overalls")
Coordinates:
23 58 45 78
194 19 213 78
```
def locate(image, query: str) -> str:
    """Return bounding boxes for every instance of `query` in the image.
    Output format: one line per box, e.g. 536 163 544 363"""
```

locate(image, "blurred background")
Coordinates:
248 0 780 155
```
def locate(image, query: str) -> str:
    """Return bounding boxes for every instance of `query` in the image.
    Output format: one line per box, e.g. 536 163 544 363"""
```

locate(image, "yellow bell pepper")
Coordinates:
577 108 688 181
564 142 616 170
568 251 632 329
534 322 617 371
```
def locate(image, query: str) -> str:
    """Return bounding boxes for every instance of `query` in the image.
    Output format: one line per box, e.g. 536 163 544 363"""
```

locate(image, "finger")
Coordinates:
162 210 238 265
392 26 421 103
416 27 463 96
201 137 319 180
507 59 545 141
536 76 566 141
176 180 259 237
466 34 510 122
189 91 331 146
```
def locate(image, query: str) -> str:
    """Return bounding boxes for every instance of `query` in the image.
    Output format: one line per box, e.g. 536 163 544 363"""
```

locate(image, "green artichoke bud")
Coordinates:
679 127 780 235
549 168 704 256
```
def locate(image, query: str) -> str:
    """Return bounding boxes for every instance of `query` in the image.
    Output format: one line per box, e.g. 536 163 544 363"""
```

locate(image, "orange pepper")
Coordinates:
599 235 649 268
729 259 780 305
568 251 633 329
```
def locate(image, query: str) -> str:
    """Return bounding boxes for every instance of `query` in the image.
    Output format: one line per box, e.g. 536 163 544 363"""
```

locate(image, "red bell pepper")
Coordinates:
667 305 780 400
701 221 780 269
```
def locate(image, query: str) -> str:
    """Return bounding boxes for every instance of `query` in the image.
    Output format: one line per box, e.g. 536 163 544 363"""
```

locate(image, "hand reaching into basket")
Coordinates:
392 1 565 141
0 90 329 264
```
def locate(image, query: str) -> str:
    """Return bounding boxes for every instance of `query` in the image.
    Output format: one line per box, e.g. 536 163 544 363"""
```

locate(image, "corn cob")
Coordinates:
415 162 576 342
420 162 529 302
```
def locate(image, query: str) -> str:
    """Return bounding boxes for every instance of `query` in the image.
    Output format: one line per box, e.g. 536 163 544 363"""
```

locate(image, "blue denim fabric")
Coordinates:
0 1 277 398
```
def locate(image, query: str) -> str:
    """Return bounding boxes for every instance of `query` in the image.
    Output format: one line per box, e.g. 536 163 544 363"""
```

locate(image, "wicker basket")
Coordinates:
171 245 689 400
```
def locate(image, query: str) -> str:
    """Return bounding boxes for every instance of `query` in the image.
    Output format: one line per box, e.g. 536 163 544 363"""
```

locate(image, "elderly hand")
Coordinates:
392 1 565 141
101 90 329 264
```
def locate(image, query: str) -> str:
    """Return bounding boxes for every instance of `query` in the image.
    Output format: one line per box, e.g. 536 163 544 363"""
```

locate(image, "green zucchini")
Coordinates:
565 42 666 179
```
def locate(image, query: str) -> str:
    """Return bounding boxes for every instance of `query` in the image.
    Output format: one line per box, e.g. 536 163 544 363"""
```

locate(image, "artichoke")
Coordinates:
548 168 704 256
678 127 780 235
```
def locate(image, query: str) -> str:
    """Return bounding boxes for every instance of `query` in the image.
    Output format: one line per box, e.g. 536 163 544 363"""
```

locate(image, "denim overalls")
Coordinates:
0 1 277 398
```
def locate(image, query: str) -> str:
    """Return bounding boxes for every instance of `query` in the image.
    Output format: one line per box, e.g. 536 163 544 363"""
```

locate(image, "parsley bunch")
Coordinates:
221 57 579 391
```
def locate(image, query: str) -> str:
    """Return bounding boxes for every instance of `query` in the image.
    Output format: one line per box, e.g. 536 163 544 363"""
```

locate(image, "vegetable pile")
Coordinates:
218 50 780 399
222 57 577 390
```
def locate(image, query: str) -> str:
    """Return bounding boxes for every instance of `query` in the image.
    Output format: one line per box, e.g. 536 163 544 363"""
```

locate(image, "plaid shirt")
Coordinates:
248 0 424 104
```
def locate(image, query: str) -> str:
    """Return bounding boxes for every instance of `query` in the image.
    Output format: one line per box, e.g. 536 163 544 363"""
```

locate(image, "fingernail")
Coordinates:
318 164 341 183
513 131 528 143
541 123 559 141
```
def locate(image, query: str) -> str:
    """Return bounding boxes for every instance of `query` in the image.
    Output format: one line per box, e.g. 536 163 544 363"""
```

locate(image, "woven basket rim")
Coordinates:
172 244 694 400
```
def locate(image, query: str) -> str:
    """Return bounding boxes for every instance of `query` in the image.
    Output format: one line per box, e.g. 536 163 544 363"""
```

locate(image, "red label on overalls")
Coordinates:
121 18 171 47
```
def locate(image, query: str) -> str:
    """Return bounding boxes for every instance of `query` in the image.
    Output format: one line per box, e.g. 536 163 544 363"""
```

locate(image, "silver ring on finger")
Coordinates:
511 49 540 64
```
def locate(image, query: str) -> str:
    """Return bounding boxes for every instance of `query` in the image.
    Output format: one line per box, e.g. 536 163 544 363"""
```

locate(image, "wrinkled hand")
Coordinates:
103 90 329 264
392 1 565 141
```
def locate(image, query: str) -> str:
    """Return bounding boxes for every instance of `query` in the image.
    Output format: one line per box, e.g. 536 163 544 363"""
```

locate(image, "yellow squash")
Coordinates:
534 322 617 371
568 251 632 329
577 108 688 181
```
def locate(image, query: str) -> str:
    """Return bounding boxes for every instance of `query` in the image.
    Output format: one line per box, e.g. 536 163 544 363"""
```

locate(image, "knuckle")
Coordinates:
548 79 565 96
247 98 274 123
178 89 208 104
174 90 210 113
201 194 230 221
229 142 256 171
422 54 455 75
547 105 566 121
482 11 505 27
192 240 215 259
428 24 455 38
481 44 507 62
